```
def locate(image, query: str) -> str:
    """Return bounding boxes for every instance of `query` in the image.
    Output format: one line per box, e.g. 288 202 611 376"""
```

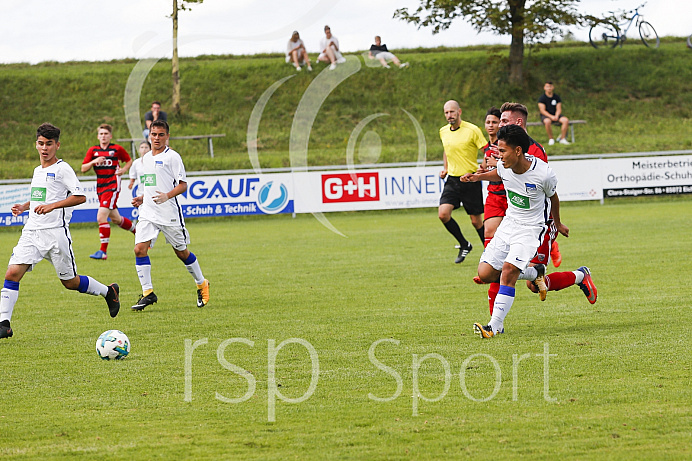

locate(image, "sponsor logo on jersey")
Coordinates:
322 172 379 203
507 190 530 209
31 187 47 202
141 174 156 186
257 181 289 214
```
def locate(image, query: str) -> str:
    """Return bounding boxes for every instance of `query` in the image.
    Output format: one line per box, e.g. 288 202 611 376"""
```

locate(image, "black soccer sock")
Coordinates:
476 224 485 243
443 218 467 247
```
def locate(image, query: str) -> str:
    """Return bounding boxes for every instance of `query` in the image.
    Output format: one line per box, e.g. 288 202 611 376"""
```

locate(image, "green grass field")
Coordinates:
0 199 690 459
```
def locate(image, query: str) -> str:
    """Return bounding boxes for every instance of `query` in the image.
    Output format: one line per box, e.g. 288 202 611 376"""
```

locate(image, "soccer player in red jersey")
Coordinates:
81 124 135 260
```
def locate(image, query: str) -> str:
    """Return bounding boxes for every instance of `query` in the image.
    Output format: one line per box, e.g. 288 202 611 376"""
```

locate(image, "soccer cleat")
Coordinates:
196 279 210 308
329 63 337 70
550 241 562 268
131 292 158 311
90 250 107 260
0 321 13 339
473 276 486 285
548 138 555 146
534 264 548 301
105 283 120 318
399 62 409 68
577 266 597 304
454 242 473 264
473 322 504 338
336 57 346 64
559 138 570 145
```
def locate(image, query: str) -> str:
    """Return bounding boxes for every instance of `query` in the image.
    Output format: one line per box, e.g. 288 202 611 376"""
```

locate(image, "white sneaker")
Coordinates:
559 138 570 145
307 65 313 71
329 63 337 70
399 62 409 68
383 65 391 68
295 66 302 71
548 139 555 146
336 57 346 64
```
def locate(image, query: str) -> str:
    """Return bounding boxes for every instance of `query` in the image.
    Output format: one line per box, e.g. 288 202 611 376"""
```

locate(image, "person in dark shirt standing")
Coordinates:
368 36 408 69
537 81 570 146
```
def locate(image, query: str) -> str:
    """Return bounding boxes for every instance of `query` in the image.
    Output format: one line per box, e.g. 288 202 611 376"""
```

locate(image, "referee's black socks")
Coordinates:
443 218 468 247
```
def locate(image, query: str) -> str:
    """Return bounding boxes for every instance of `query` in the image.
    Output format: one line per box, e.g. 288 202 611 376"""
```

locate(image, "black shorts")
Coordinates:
540 114 567 123
439 176 484 215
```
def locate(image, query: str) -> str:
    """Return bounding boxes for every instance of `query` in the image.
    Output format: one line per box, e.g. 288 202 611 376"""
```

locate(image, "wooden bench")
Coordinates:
117 134 226 158
526 120 586 143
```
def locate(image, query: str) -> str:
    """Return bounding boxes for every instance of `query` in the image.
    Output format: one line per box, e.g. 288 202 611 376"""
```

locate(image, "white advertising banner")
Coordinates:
600 155 692 197
293 166 444 213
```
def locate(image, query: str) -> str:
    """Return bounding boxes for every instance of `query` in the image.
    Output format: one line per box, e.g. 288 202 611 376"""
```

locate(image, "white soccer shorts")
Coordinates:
135 219 190 251
481 217 545 272
9 228 78 280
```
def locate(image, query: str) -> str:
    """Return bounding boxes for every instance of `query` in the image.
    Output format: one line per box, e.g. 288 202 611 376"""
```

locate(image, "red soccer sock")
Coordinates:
119 217 136 233
546 272 577 291
488 282 500 315
484 237 491 248
99 223 111 253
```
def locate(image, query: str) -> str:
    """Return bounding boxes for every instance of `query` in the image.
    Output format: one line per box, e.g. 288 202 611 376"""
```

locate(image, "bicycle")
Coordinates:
589 2 659 49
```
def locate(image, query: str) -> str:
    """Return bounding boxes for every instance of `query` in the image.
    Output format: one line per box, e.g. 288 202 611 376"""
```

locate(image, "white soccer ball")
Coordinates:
96 330 130 360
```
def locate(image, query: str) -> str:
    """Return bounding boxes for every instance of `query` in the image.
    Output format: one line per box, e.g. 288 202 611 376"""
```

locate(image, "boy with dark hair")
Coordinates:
0 123 120 339
131 120 210 310
461 125 569 338
81 123 135 260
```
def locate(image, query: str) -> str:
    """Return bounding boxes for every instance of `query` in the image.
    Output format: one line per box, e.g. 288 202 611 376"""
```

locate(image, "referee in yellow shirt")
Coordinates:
438 100 487 263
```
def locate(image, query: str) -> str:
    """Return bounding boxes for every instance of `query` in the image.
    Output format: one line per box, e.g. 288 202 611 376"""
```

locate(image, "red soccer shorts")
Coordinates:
484 192 507 220
99 190 119 210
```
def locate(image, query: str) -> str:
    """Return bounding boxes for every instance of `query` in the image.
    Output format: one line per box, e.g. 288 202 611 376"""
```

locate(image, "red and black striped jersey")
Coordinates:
83 144 131 195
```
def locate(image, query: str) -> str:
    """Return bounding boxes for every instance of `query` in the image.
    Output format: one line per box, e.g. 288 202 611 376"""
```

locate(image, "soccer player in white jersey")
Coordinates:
130 120 210 310
461 125 569 338
0 123 120 339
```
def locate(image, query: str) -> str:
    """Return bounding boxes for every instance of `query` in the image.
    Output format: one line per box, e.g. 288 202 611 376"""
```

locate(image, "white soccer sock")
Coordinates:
136 265 153 292
574 270 585 284
185 260 205 285
1 284 19 323
489 285 515 333
135 256 153 292
77 275 108 297
519 266 538 280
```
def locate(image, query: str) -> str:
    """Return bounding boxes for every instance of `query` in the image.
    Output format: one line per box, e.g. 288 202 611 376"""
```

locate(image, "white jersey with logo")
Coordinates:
496 155 557 227
129 157 143 187
24 160 85 230
138 147 187 226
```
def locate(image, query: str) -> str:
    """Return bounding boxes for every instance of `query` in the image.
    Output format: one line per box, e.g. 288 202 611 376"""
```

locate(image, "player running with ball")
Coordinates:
130 120 210 310
461 125 569 338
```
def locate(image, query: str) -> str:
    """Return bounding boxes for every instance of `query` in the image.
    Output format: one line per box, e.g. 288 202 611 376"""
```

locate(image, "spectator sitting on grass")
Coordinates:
286 31 312 72
368 35 408 69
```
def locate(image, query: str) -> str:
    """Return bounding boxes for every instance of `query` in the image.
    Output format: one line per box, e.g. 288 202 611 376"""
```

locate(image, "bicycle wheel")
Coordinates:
639 21 659 48
589 21 619 49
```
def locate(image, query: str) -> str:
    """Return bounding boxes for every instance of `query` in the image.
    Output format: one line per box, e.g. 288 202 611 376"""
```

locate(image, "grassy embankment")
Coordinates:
1 39 691 179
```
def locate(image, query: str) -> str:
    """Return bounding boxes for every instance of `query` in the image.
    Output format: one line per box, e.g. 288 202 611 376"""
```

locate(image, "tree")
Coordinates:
394 0 589 85
171 0 204 114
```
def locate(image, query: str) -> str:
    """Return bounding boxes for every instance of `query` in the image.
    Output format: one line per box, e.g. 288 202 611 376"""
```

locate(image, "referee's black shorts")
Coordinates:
439 175 484 215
